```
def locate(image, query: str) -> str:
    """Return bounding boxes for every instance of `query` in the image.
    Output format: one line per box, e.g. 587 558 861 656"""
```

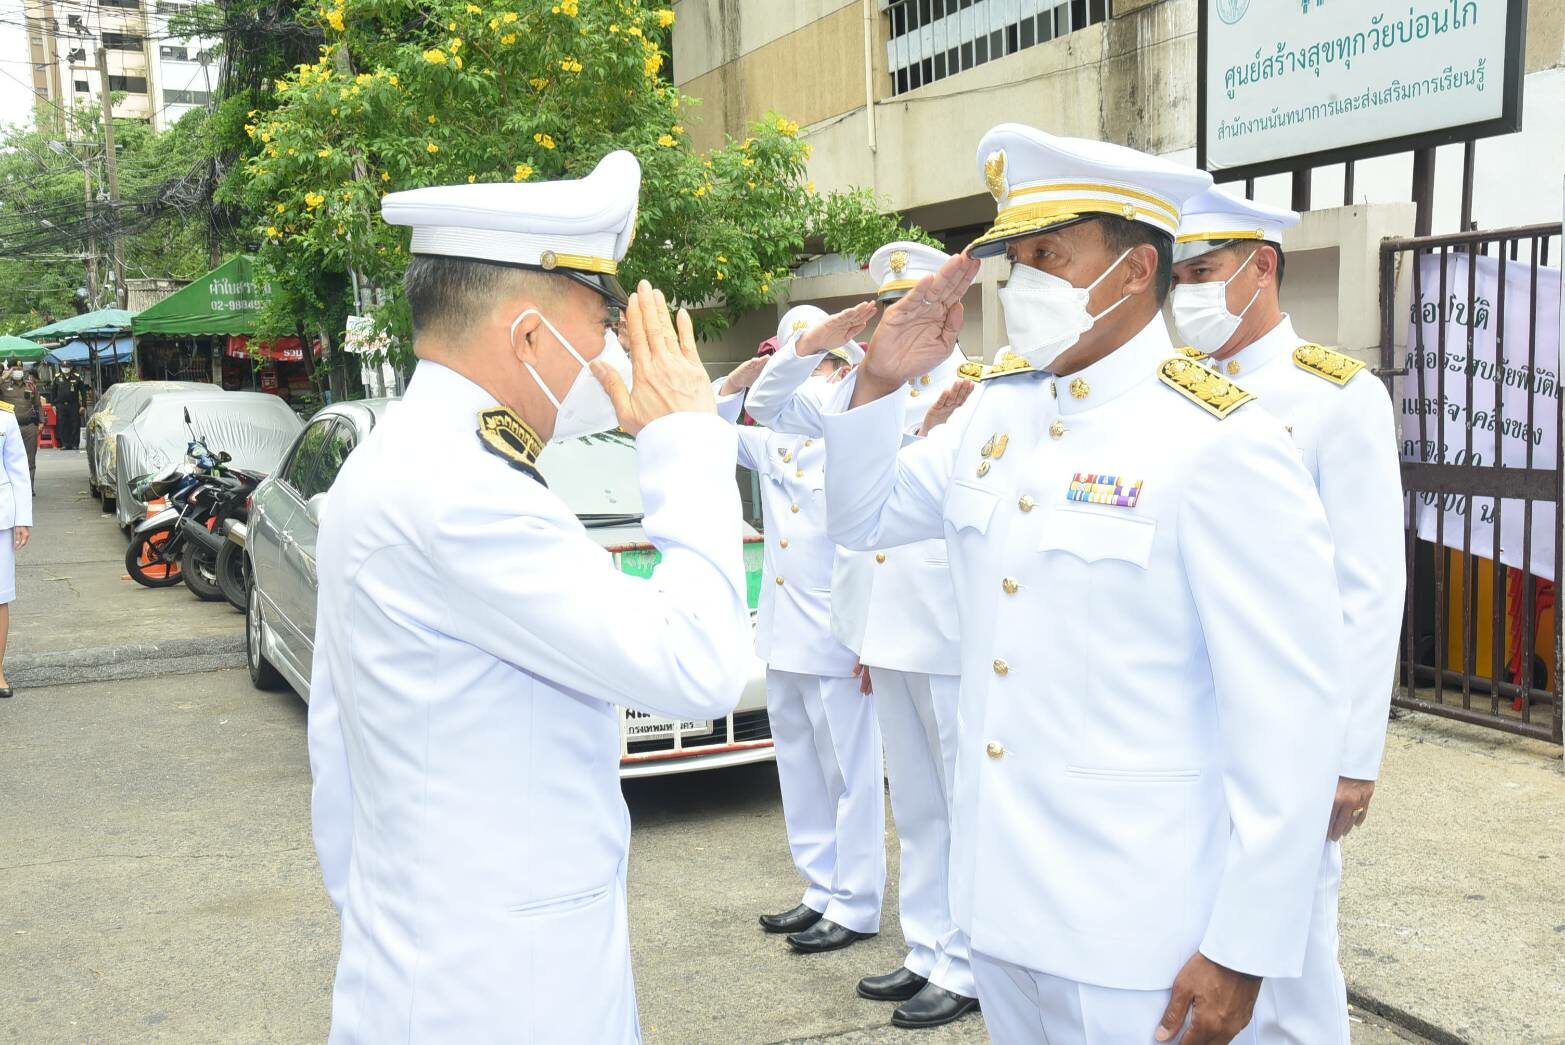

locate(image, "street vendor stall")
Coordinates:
21 308 136 392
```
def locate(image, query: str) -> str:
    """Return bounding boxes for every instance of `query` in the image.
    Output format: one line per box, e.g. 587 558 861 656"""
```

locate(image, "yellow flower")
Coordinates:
741 157 754 167
467 175 476 183
465 3 481 11
423 48 447 64
512 163 533 181
716 270 724 281
560 0 578 14
317 147 332 157
608 23 619 32
774 116 800 136
489 17 499 29
426 142 440 153
388 72 399 85
265 226 280 238
287 147 297 155
453 55 463 68
260 130 272 143
427 114 438 124
528 76 549 89
502 11 517 21
381 171 391 182
559 57 582 73
336 223 345 234
330 107 338 116
275 203 288 213
447 20 455 29
717 254 727 263
628 25 642 37
324 7 344 31
643 54 662 77
534 133 555 149
305 192 325 209
746 180 755 189
244 123 256 137
803 144 813 159
247 108 258 117
655 9 674 28
671 124 683 134
657 134 674 147
450 37 462 51
501 32 516 44
693 184 707 197
806 180 816 195
760 283 769 293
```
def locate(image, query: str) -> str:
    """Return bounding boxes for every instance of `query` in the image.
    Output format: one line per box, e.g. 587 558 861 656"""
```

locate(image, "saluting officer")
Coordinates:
1171 189 1406 1044
0 363 40 488
821 124 1349 1044
743 243 980 1028
307 151 751 1043
714 309 887 956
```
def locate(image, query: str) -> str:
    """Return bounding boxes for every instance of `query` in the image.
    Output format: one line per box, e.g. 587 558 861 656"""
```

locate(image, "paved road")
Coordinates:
1 669 1417 1043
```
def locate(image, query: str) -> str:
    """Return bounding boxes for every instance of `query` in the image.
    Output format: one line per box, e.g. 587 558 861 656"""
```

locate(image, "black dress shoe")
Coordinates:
759 903 822 934
857 966 927 1002
892 984 980 1029
786 917 874 953
0 687 12 699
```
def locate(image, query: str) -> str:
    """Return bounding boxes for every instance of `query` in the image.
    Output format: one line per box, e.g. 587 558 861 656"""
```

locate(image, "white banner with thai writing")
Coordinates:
1204 0 1509 173
1401 253 1562 581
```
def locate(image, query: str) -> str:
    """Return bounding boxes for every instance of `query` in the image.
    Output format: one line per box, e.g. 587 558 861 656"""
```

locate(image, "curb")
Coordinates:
7 633 246 688
1349 989 1464 1045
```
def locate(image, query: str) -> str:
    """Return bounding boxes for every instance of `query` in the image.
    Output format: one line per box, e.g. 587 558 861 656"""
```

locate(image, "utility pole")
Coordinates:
95 44 128 309
82 157 100 308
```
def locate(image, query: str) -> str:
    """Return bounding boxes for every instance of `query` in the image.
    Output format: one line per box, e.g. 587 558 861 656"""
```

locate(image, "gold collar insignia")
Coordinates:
1157 357 1254 420
477 407 545 481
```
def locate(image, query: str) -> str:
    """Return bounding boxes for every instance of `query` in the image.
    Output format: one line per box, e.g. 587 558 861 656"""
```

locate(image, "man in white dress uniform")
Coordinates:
819 124 1350 1044
743 243 979 1028
307 151 750 1043
716 309 886 955
1171 189 1406 1044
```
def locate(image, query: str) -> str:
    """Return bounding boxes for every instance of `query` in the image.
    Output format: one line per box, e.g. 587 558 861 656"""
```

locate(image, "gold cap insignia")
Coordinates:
791 319 809 333
477 407 545 480
539 250 559 270
984 149 1008 202
1292 344 1365 386
1157 358 1255 419
889 249 909 275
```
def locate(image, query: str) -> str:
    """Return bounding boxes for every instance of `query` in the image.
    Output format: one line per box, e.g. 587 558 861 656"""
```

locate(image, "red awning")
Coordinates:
226 335 317 362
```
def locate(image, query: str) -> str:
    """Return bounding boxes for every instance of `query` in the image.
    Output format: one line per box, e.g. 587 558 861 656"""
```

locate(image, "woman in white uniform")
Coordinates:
0 400 34 698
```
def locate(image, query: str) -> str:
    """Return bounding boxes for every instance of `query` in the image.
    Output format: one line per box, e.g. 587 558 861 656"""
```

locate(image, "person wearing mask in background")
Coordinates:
714 311 888 957
49 363 90 452
0 362 40 492
820 125 1348 1043
743 243 980 1029
1171 189 1406 1045
0 396 32 698
307 151 751 1043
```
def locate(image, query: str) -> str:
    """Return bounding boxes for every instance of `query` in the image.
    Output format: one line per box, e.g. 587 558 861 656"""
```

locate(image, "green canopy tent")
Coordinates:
132 256 262 338
21 308 136 389
0 335 49 362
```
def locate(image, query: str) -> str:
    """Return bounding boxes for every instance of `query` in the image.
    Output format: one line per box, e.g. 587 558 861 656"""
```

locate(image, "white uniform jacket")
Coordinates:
0 408 32 529
821 318 1348 989
1206 317 1406 780
744 340 965 676
308 361 749 1043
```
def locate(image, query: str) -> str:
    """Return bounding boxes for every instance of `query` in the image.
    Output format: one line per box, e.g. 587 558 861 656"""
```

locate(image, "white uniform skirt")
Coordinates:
0 529 16 603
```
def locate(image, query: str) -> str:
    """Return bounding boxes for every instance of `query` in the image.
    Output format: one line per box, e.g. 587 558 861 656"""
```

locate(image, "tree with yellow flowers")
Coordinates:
227 0 922 380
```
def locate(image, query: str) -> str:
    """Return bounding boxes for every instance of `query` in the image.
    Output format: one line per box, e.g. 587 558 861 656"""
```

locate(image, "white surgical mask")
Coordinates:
512 310 632 441
8 370 21 381
997 249 1133 371
1171 249 1262 354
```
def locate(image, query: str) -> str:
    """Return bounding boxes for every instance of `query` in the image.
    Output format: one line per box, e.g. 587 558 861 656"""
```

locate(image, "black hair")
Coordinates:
1092 216 1174 303
404 254 559 340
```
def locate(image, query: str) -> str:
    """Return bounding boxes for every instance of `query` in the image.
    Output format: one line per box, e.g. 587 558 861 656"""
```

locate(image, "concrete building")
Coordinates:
21 0 218 131
672 0 1565 366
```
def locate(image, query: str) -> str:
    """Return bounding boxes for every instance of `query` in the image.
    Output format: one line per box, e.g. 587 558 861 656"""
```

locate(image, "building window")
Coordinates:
107 74 148 93
101 0 141 8
163 88 210 104
885 0 1108 96
160 44 189 60
74 79 90 92
103 32 145 51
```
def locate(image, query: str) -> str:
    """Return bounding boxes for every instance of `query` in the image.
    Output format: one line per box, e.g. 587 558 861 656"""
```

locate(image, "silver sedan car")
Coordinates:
243 399 774 778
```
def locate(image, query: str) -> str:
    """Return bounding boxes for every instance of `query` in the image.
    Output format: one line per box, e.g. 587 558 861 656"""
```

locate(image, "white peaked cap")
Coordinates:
381 150 641 306
968 124 1213 258
776 303 862 365
869 240 968 303
1174 188 1301 263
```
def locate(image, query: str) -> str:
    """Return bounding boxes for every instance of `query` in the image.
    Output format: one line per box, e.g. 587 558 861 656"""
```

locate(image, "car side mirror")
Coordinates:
305 492 328 527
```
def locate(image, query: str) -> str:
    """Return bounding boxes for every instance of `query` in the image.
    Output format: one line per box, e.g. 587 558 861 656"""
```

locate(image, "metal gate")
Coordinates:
1378 222 1564 744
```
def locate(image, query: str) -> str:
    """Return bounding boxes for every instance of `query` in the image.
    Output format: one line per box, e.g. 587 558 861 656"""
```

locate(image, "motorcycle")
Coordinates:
122 410 232 588
179 468 262 603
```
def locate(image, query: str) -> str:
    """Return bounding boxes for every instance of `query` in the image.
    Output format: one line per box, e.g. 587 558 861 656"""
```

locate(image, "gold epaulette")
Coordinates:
956 360 986 381
959 351 1037 383
0 402 14 414
1157 357 1254 420
1292 344 1364 386
1173 346 1209 360
476 407 544 480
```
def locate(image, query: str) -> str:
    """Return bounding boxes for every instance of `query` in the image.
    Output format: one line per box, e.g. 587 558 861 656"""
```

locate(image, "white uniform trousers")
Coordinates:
972 951 1264 1045
872 667 974 996
766 668 886 933
1251 841 1349 1043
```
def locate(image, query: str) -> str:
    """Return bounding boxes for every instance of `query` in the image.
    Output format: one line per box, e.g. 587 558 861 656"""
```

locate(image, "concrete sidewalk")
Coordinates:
1341 712 1565 1043
6 450 243 683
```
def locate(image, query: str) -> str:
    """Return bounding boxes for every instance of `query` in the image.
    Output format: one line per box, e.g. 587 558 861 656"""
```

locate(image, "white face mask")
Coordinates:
8 370 22 381
512 310 632 441
997 249 1133 371
1171 249 1262 354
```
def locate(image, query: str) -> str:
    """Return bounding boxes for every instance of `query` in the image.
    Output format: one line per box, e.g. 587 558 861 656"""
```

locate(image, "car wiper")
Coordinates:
580 513 645 528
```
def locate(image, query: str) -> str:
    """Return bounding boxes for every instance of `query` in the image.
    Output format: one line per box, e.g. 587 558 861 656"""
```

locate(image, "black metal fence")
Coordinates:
1378 222 1564 744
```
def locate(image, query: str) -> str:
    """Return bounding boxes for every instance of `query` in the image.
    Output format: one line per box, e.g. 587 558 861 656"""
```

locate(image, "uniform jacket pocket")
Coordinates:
506 883 613 918
945 481 998 535
1038 506 1154 568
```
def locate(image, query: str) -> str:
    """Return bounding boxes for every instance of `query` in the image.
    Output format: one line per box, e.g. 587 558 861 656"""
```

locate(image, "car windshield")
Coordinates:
536 431 643 523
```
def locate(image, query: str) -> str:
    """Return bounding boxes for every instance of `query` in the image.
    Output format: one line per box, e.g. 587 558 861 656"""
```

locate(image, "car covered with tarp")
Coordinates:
113 390 303 528
87 381 211 507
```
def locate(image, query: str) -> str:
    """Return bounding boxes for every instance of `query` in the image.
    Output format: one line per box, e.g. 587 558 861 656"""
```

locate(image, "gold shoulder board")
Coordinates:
1292 344 1364 386
476 407 544 479
1157 357 1254 420
956 360 986 381
0 401 14 414
973 351 1037 383
1173 346 1209 360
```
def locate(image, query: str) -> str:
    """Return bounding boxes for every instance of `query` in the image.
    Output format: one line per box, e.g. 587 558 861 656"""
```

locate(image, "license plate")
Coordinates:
623 710 712 740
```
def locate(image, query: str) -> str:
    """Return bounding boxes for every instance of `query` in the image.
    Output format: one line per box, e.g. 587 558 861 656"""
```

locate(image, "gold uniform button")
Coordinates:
1049 420 1066 440
779 538 790 549
992 658 1010 677
804 439 814 447
1069 378 1091 400
1018 495 1035 513
910 389 921 397
1226 360 1242 376
776 576 786 586
790 503 800 513
920 375 931 385
779 449 792 463
1001 577 1019 595
986 741 1005 759
875 552 887 564
795 468 804 478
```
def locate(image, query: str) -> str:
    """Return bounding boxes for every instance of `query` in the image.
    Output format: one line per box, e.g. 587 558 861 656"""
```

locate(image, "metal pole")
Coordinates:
82 158 99 308
1290 167 1311 212
1411 147 1437 237
95 45 128 309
